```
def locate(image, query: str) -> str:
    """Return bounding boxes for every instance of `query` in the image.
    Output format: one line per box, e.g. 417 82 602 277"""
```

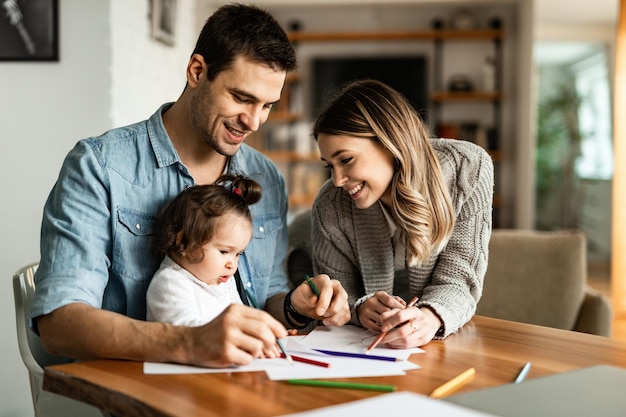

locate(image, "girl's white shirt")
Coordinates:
146 256 243 326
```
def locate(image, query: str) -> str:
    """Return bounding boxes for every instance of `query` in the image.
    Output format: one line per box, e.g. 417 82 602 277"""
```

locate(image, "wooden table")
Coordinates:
43 316 626 417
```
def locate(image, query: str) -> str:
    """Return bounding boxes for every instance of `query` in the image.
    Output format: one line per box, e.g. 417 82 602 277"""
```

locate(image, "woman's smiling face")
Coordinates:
318 133 396 209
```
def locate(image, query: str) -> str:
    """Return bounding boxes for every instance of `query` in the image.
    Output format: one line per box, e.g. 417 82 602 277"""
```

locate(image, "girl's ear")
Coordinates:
175 231 184 246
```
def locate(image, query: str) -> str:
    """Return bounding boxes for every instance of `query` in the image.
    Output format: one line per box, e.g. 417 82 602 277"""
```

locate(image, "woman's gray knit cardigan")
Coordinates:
311 138 494 338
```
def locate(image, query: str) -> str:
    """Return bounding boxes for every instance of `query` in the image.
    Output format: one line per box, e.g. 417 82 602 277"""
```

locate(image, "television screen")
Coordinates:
312 56 429 120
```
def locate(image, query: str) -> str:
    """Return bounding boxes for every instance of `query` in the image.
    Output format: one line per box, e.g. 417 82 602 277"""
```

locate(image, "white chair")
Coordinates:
13 263 108 417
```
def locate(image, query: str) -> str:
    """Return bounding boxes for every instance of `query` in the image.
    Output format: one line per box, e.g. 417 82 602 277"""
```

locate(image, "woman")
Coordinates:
311 79 493 348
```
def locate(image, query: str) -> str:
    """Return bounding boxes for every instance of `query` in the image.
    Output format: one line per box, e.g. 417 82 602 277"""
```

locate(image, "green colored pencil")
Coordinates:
287 379 397 392
244 287 259 309
305 276 321 297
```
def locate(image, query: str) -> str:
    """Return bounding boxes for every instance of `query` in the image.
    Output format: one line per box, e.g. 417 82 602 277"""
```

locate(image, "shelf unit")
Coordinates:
431 27 503 222
253 27 505 215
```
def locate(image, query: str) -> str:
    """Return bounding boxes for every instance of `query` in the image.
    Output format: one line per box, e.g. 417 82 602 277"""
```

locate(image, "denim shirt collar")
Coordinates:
147 103 180 169
146 103 253 176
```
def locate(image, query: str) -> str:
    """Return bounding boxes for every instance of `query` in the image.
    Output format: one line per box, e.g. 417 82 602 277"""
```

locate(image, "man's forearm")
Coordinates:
37 303 191 363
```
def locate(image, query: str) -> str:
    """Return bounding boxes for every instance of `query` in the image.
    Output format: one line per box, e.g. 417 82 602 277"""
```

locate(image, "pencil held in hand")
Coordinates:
276 338 293 366
365 296 419 354
305 275 321 297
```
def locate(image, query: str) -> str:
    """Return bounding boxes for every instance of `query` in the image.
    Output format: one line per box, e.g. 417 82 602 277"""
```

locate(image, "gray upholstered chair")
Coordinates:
285 210 612 337
478 229 612 337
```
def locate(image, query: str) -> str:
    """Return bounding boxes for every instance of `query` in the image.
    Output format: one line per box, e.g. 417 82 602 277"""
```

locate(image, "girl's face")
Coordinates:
180 213 252 286
318 133 396 209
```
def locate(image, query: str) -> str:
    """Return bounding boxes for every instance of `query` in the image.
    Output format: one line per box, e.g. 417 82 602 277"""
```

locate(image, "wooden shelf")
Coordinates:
265 150 320 163
431 91 502 102
489 150 503 162
288 29 503 43
286 72 301 83
268 111 301 123
289 194 316 208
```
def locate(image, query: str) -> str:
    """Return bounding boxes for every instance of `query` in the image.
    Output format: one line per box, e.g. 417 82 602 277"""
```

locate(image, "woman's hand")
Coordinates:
356 291 405 331
379 306 441 348
357 292 441 348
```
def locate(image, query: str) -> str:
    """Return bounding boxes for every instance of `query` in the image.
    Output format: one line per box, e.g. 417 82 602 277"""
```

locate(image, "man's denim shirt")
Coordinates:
31 104 289 327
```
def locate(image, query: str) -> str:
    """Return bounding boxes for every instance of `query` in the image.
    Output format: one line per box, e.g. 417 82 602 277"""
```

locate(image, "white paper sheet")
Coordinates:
277 391 498 417
144 352 419 377
300 325 424 360
144 325 423 377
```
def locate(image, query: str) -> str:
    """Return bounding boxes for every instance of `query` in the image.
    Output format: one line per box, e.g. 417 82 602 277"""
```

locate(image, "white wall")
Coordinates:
0 0 197 415
109 0 198 126
0 1 111 415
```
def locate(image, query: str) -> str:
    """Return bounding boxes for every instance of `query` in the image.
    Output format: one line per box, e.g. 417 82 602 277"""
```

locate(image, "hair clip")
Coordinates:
233 187 242 196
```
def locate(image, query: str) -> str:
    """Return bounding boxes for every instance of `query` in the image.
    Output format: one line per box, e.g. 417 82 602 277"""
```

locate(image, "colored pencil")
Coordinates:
276 338 294 366
244 287 259 309
287 379 397 392
305 275 321 297
313 349 400 362
366 296 419 354
286 354 332 368
429 367 476 399
514 361 531 383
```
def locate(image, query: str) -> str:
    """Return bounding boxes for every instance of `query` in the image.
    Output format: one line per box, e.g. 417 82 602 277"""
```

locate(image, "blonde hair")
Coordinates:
313 79 455 266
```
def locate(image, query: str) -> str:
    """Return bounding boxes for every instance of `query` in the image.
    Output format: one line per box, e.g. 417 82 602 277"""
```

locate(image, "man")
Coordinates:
31 4 349 368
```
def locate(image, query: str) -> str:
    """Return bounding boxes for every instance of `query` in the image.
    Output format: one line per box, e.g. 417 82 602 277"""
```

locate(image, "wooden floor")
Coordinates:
587 261 626 341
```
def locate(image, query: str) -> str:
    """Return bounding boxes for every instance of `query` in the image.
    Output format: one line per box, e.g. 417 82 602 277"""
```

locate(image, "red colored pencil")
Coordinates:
282 353 331 368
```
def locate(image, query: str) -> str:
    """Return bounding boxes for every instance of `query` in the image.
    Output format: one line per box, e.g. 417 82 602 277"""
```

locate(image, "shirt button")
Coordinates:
246 282 252 288
135 223 141 230
259 226 264 233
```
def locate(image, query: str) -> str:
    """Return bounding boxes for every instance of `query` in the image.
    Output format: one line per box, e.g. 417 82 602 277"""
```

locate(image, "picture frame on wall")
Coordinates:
0 0 59 61
151 0 177 46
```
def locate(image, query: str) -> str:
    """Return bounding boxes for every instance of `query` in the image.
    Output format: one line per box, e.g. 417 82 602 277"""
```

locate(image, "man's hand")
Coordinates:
289 274 350 326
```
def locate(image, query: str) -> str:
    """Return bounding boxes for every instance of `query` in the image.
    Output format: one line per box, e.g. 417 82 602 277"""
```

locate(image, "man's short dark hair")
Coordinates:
193 3 297 81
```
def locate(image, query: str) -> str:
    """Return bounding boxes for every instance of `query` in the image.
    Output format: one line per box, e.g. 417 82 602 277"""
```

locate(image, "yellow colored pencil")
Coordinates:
429 367 476 399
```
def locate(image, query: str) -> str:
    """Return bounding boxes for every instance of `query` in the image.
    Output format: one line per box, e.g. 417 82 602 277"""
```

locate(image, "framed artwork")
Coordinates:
0 0 59 61
151 0 177 46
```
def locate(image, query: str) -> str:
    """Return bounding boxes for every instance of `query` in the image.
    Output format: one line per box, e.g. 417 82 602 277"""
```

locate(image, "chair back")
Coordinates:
478 229 587 330
13 263 108 417
13 264 70 371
